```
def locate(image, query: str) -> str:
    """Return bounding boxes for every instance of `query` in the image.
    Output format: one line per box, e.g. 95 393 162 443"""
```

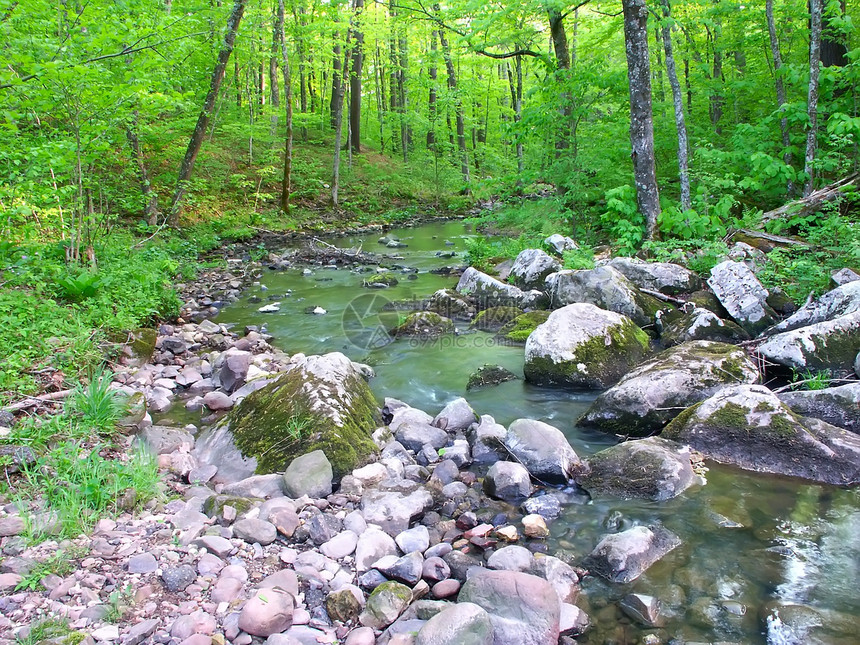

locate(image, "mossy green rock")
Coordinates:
361 581 413 629
470 306 524 332
757 311 860 372
226 352 379 477
524 303 650 389
466 364 518 391
203 495 260 519
390 311 454 338
363 272 399 288
497 310 551 344
662 384 860 485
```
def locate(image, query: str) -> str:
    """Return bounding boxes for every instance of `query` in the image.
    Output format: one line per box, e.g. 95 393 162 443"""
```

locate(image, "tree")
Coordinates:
660 0 691 212
349 0 364 153
767 0 794 194
804 0 823 197
277 0 293 213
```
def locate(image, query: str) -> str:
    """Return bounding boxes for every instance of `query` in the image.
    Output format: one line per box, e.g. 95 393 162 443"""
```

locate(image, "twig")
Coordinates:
639 288 690 305
2 389 74 413
772 377 856 394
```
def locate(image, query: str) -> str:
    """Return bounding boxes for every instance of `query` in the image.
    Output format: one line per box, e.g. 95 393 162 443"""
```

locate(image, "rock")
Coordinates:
193 535 235 558
559 603 590 636
394 420 448 452
222 473 286 498
162 565 197 592
496 311 551 344
395 526 430 554
530 555 580 603
459 570 560 645
768 280 860 334
756 311 860 372
619 593 663 627
487 546 534 572
376 551 424 585
466 365 518 391
582 525 681 583
579 341 759 436
522 514 549 538
320 530 359 560
456 267 544 310
203 391 234 411
0 515 25 537
470 306 525 333
433 398 478 431
483 462 533 501
422 557 450 583
662 384 860 485
546 266 663 327
657 306 750 347
360 581 413 629
509 249 561 290
524 303 651 390
522 495 562 520
233 518 278 546
355 528 399 572
390 312 454 339
217 352 378 477
138 425 195 455
258 303 281 313
426 289 476 321
345 627 376 645
579 437 696 501
361 488 434 536
831 267 860 286
283 450 333 498
127 553 158 574
778 383 860 433
363 272 399 288
326 587 363 622
220 350 252 393
432 579 461 599
0 573 22 592
544 234 578 254
502 418 582 483
415 602 494 645
606 257 702 295
91 625 120 642
238 588 295 637
469 415 507 464
707 260 777 334
126 619 159 645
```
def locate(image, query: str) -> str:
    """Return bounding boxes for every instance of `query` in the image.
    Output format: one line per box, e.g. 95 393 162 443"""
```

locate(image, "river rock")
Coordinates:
579 437 695 501
390 312 455 338
415 602 494 645
459 570 560 645
544 234 578 254
395 525 430 554
657 306 750 347
767 280 860 334
487 545 534 572
233 518 277 545
203 391 233 411
426 289 476 321
360 581 413 629
509 249 561 290
546 266 663 327
502 418 583 483
582 525 681 583
707 260 777 334
496 310 551 344
320 530 358 560
779 382 860 433
619 593 663 627
466 365 518 391
326 587 364 623
470 307 525 332
756 311 860 372
483 462 533 501
456 267 544 310
219 349 252 393
606 257 702 295
524 303 651 389
283 450 333 498
394 420 448 452
355 528 398 572
214 352 378 477
238 588 295 637
663 384 860 485
469 415 507 464
139 425 195 455
162 565 197 592
434 397 478 431
579 341 759 436
361 488 434 536
376 551 424 585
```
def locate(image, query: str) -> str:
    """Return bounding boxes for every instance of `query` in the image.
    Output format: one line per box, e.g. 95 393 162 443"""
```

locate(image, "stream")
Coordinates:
210 220 859 645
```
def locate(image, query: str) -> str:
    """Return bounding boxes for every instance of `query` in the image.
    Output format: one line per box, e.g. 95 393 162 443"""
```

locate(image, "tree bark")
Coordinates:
332 27 353 206
398 31 410 159
330 40 342 129
348 0 364 153
660 0 691 212
766 0 793 194
547 7 571 154
622 0 660 240
126 110 159 226
804 0 823 197
270 3 281 135
760 173 858 225
821 0 847 68
437 20 470 188
427 31 438 149
710 1 723 135
277 0 293 213
293 5 309 140
170 0 247 221
506 56 524 176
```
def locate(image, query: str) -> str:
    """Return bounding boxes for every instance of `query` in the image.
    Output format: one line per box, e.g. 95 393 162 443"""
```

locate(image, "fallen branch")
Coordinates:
758 173 858 226
2 389 74 413
639 288 690 305
732 228 810 248
771 377 857 394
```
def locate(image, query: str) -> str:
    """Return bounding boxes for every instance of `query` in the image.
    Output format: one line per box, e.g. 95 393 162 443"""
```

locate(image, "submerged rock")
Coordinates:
579 341 759 436
778 383 860 434
582 525 681 583
456 267 544 310
606 257 702 295
707 260 777 334
509 249 561 290
756 311 860 372
524 303 651 390
662 384 860 485
466 365 518 391
470 307 525 332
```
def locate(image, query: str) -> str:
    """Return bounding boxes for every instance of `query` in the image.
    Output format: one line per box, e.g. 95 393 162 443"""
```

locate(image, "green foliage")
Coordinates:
464 234 538 272
601 185 645 255
15 617 83 645
71 368 128 434
55 272 106 303
642 238 731 276
790 368 833 391
561 247 595 270
14 549 81 592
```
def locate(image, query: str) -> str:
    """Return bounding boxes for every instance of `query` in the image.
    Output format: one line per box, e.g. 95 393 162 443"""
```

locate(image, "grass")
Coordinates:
15 618 84 645
14 548 83 592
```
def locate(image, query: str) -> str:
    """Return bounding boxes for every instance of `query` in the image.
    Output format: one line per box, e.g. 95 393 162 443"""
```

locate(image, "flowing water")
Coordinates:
214 221 860 645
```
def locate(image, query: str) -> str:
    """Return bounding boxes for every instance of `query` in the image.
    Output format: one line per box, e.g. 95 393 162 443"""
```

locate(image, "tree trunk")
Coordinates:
547 7 571 154
398 31 410 160
330 40 342 129
294 5 309 140
270 4 281 135
766 0 793 194
427 31 438 149
804 0 823 197
437 21 469 187
506 57 524 176
374 43 385 151
332 29 353 206
660 0 691 212
710 1 723 135
126 111 159 226
622 0 660 241
348 0 364 154
170 0 247 221
821 0 847 68
277 0 293 213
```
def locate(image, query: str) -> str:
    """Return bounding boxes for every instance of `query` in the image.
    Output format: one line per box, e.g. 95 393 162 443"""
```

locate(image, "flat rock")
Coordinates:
415 602 494 645
582 525 681 583
778 382 860 433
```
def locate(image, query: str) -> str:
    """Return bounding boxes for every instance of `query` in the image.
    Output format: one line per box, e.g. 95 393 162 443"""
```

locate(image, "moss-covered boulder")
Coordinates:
778 382 860 434
457 267 545 310
497 310 551 344
662 384 860 485
607 257 702 295
363 272 399 288
767 280 860 335
223 352 379 478
524 304 651 390
657 306 750 348
471 306 524 332
426 288 475 321
756 311 860 372
509 248 561 290
390 311 454 338
579 341 759 436
467 364 518 391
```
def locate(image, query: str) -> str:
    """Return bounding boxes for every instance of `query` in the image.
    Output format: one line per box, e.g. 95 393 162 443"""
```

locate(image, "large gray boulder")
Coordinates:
756 311 860 372
524 303 651 390
579 341 759 436
503 419 583 483
544 234 578 254
707 260 777 334
415 602 494 645
457 267 544 310
483 462 533 501
434 397 478 431
656 306 750 347
283 450 333 499
459 570 561 645
778 382 860 434
767 280 860 334
607 257 702 295
469 415 507 464
546 266 664 327
426 288 476 321
509 249 561 290
582 525 681 584
662 384 860 485
578 437 696 501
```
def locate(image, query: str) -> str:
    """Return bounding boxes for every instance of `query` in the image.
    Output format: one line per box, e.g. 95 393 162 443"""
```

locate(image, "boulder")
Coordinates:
767 280 860 334
390 312 454 339
657 306 750 347
544 234 578 254
578 437 696 501
707 260 777 334
459 570 560 645
283 450 333 498
582 525 681 583
360 581 413 629
509 249 561 290
361 488 434 536
779 383 860 433
494 310 551 345
415 602 494 645
456 267 544 310
469 415 507 464
426 289 476 321
546 266 664 327
502 419 583 483
467 365 518 391
237 588 295 637
434 398 478 431
756 311 860 372
216 352 379 477
606 257 702 295
579 341 759 436
393 419 448 452
483 462 533 501
524 303 651 390
662 384 860 485
219 349 252 393
470 307 525 333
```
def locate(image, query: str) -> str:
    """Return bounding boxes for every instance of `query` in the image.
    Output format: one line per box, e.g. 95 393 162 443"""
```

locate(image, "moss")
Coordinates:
466 364 518 390
497 310 551 343
203 495 260 518
662 402 702 438
390 311 454 338
227 366 379 477
363 272 399 287
471 306 524 332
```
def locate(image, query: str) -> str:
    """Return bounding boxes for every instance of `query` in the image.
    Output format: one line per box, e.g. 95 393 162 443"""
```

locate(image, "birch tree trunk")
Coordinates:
660 0 691 211
622 0 660 240
766 0 793 194
804 0 823 197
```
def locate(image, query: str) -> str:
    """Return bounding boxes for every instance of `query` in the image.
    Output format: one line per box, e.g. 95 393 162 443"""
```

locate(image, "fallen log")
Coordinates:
758 173 858 226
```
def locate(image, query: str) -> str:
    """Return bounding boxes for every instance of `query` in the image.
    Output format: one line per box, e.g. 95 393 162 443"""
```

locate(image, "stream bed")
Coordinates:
212 221 860 645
